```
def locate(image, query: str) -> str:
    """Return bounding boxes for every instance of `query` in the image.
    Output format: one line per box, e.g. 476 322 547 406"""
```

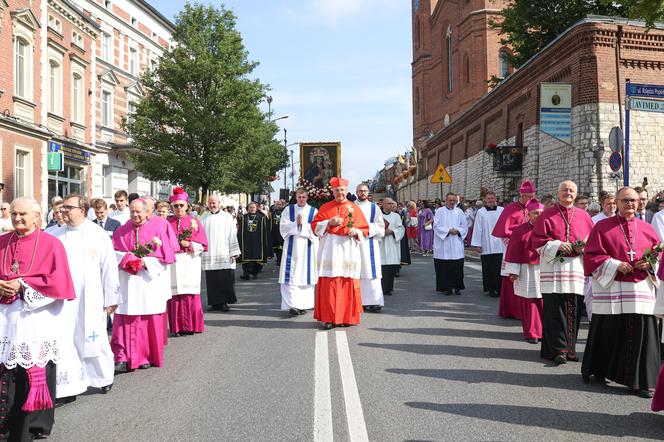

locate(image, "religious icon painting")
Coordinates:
300 142 341 189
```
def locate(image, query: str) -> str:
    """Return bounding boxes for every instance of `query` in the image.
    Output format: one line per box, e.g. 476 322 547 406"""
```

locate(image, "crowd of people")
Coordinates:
1 176 664 439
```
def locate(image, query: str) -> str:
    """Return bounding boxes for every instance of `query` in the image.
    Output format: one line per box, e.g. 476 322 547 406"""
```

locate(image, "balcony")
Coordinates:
492 145 523 172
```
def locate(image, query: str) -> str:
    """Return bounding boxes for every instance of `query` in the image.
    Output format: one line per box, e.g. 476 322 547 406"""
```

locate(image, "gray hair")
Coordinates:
11 197 41 214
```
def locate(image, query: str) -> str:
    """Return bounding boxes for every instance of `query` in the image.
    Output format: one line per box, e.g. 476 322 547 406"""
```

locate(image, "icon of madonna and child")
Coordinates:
301 143 341 189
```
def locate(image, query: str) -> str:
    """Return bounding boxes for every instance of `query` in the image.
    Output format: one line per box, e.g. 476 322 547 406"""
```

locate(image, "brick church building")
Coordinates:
403 0 664 202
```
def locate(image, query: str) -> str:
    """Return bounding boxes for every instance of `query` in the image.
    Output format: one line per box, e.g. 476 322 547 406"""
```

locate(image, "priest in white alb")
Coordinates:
582 187 661 398
200 195 241 312
354 183 385 312
379 198 404 297
48 194 120 400
111 199 177 372
278 188 318 316
433 192 468 296
471 191 505 297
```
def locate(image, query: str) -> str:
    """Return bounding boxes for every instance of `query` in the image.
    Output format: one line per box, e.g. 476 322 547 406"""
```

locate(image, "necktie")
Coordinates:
100 221 104 229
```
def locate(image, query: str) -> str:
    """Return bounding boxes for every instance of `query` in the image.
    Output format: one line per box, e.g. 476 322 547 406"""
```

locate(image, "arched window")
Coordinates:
14 38 30 98
49 60 62 115
446 26 453 92
499 49 510 78
72 73 84 123
415 86 421 115
414 17 421 49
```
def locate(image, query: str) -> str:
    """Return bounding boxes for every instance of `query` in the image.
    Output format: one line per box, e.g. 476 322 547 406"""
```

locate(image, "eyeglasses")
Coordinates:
61 205 82 211
0 208 7 211
172 204 186 208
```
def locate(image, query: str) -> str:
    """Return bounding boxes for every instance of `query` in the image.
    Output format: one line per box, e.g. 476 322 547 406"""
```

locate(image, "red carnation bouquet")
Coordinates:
120 236 162 274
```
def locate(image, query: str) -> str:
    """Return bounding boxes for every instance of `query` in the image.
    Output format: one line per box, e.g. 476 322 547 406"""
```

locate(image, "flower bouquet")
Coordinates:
642 243 664 267
550 239 586 263
121 237 162 274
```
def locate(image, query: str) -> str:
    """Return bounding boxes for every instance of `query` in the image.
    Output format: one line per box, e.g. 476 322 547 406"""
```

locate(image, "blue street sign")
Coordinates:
609 151 622 172
626 83 664 99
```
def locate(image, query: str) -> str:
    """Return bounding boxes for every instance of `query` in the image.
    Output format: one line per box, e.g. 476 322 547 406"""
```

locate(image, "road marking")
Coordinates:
335 331 369 442
314 332 333 442
466 261 482 272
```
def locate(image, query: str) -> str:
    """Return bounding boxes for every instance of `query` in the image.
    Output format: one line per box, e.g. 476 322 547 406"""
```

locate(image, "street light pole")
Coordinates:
283 128 288 195
290 149 295 190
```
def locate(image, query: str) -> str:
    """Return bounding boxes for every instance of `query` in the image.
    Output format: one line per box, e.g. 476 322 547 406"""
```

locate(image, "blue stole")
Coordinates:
284 205 316 285
369 203 377 279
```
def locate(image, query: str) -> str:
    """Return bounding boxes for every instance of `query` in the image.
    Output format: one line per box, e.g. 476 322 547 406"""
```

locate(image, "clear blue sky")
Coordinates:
148 0 413 193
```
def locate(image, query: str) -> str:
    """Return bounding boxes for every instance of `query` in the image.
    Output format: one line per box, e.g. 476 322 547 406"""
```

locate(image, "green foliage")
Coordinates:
611 0 664 25
124 3 288 200
490 0 626 68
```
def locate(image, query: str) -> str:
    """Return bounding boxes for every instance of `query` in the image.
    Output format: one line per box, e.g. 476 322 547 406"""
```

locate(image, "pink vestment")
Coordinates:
505 222 543 339
492 202 529 319
166 215 208 334
111 219 176 369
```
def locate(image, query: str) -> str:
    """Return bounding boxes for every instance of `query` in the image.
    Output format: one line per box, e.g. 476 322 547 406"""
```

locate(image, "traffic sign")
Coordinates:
430 163 452 183
609 151 622 172
608 126 623 153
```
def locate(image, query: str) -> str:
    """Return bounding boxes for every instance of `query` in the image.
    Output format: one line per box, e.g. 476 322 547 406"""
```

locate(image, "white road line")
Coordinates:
314 332 333 442
335 331 369 442
466 261 482 272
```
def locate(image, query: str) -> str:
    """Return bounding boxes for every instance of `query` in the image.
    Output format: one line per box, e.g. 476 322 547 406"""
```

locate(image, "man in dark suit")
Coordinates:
92 198 121 235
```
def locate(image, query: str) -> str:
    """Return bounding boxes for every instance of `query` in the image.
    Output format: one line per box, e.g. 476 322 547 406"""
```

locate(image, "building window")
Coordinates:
126 100 136 126
102 90 113 128
152 31 158 41
129 48 138 76
48 165 83 201
446 26 453 93
49 60 62 115
14 38 32 98
131 17 137 28
102 32 112 62
72 73 84 123
102 165 111 197
48 15 62 33
516 122 524 146
414 18 420 49
105 0 112 11
72 31 83 48
499 49 510 78
415 87 420 116
15 150 30 198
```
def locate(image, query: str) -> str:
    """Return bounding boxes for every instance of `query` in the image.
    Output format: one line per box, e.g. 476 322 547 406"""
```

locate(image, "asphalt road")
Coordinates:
51 255 664 441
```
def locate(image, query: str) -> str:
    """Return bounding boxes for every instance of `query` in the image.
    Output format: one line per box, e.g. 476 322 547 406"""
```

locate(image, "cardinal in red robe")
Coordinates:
311 177 369 329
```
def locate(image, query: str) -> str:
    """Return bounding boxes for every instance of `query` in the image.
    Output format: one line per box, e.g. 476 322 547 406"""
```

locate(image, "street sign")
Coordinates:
47 152 64 172
608 126 623 153
626 83 664 99
609 151 622 172
430 163 452 183
627 97 664 113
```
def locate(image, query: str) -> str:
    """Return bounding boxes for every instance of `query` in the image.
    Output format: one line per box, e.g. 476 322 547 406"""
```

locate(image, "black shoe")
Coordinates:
250 274 258 280
289 308 299 316
55 396 77 406
101 383 113 394
394 273 400 278
114 362 128 373
373 306 382 312
240 274 250 280
445 290 453 296
385 292 393 296
339 324 351 327
220 303 230 312
323 323 334 330
208 304 222 311
454 289 461 295
297 309 307 315
635 389 654 398
553 355 567 366
138 363 151 369
526 338 538 344
170 332 182 338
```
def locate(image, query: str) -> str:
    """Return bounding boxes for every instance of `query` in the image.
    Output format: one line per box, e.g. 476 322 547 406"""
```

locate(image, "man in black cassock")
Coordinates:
238 202 271 280
271 200 285 265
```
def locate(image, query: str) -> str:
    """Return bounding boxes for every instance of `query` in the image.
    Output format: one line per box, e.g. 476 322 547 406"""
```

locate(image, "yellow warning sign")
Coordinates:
430 163 452 183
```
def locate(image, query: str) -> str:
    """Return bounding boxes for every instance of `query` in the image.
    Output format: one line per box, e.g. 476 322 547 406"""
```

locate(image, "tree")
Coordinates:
124 3 288 201
615 0 664 25
491 0 626 68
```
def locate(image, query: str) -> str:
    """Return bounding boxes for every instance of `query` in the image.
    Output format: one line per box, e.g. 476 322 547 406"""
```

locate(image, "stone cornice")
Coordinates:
48 0 99 38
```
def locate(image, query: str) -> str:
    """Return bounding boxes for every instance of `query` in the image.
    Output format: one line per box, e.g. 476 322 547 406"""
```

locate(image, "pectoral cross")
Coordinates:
88 331 99 342
627 249 636 261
